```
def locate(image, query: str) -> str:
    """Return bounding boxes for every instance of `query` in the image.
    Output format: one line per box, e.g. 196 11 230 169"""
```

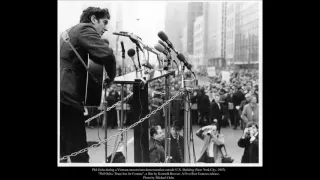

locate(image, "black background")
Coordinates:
16 0 286 177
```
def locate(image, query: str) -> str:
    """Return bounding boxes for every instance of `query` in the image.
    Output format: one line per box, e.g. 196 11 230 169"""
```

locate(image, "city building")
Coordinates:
164 2 188 53
181 25 188 55
193 15 204 69
186 2 203 55
234 2 259 69
203 2 225 69
225 2 236 68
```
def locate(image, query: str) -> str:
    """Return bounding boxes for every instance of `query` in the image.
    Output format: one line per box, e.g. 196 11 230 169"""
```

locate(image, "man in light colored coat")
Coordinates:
196 124 225 163
241 95 259 128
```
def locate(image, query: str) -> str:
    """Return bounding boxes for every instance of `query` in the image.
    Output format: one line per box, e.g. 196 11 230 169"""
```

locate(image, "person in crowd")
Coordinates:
218 89 229 126
254 85 259 103
232 85 245 130
106 88 119 129
149 125 165 163
197 87 211 126
239 93 252 130
126 86 134 126
238 122 259 163
190 88 199 125
150 91 165 128
241 95 259 128
210 94 226 133
168 121 184 163
226 87 234 127
196 123 225 163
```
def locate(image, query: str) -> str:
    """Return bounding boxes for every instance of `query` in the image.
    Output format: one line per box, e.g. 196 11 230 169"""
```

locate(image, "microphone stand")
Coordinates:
157 54 163 70
120 46 127 162
136 45 142 70
182 65 191 163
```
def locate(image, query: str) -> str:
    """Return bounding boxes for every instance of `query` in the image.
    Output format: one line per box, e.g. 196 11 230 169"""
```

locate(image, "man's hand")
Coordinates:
103 77 114 89
242 128 249 138
250 136 256 142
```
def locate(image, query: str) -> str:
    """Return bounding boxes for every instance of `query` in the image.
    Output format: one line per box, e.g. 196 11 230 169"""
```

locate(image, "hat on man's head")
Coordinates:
245 93 252 98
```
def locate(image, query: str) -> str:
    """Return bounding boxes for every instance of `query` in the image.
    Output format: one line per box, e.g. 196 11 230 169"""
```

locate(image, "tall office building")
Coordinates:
193 15 204 68
225 2 236 67
181 25 188 55
203 2 224 68
164 2 188 53
186 2 203 55
234 2 259 69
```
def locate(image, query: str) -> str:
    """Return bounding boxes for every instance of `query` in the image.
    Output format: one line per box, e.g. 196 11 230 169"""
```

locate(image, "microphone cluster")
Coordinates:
112 30 194 76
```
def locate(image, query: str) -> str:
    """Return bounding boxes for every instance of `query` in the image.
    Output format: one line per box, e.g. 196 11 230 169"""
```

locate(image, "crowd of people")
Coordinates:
83 68 260 163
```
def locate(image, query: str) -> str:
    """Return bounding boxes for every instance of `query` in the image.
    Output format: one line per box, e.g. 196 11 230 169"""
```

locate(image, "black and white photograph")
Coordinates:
58 0 262 170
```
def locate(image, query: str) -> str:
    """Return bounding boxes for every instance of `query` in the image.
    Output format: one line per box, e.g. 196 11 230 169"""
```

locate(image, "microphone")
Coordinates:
158 31 193 72
113 32 142 41
177 53 192 71
127 48 138 71
158 40 171 53
154 43 171 70
154 43 168 56
158 31 177 53
120 41 125 58
113 32 143 51
143 44 160 55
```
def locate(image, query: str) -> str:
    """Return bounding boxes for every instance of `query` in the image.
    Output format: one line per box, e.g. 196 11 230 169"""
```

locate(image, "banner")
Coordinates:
207 66 216 77
221 71 230 82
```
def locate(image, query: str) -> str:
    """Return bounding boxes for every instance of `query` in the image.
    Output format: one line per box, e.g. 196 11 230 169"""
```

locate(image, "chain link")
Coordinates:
84 93 133 123
60 90 184 161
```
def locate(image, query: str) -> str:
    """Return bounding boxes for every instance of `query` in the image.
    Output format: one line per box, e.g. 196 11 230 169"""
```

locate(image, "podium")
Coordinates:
113 69 175 163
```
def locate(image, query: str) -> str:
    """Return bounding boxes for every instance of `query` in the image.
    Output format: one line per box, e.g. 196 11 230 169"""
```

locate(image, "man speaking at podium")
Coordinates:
59 7 116 163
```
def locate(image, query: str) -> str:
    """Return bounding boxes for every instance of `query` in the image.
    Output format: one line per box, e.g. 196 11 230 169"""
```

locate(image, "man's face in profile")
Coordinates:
92 16 109 36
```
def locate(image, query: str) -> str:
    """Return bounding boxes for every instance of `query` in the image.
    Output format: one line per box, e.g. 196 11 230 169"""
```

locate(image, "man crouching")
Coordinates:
196 123 225 163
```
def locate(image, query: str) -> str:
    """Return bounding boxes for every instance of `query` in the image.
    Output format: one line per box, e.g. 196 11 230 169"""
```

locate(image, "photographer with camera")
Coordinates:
196 123 225 163
238 122 259 163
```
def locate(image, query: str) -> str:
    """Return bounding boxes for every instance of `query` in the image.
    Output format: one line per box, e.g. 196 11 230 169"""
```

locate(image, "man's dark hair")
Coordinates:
80 7 110 23
247 122 258 129
150 126 160 137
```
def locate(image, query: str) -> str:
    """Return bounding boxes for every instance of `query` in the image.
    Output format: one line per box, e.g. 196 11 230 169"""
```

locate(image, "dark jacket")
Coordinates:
106 90 119 112
150 97 164 128
198 93 210 113
238 134 259 163
169 134 184 163
232 90 245 107
149 138 165 163
210 101 226 122
60 23 116 111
